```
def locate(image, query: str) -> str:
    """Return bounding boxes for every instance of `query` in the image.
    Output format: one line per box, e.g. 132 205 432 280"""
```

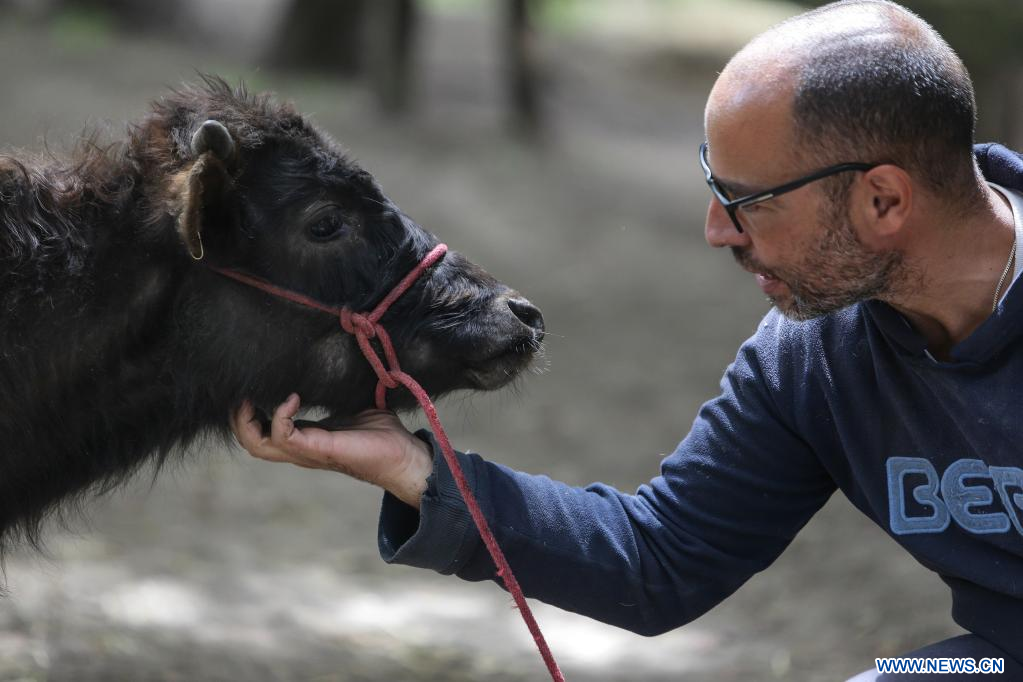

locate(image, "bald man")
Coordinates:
232 1 1023 678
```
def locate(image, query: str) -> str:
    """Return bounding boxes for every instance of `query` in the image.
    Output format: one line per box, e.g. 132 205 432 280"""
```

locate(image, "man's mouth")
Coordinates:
733 250 786 297
754 272 785 295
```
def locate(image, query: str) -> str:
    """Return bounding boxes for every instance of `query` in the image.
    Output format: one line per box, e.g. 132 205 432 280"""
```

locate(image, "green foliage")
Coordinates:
536 0 588 31
49 5 115 52
421 0 586 30
422 0 487 14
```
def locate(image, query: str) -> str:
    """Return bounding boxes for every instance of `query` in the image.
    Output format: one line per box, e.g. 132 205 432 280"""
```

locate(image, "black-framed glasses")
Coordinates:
698 141 879 233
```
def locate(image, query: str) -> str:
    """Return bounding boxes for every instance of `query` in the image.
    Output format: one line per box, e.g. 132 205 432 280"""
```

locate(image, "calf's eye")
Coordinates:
308 213 348 242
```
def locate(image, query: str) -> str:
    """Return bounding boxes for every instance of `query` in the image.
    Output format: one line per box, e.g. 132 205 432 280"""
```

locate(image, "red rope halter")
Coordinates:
211 244 565 681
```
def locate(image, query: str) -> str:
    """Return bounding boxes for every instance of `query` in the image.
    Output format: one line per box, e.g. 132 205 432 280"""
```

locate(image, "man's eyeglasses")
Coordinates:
698 142 878 233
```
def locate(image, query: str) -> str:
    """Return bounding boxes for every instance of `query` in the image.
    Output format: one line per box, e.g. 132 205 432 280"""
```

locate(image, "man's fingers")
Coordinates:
269 393 301 445
266 399 363 470
267 393 329 465
233 395 380 478
232 399 295 464
312 409 390 431
232 400 266 450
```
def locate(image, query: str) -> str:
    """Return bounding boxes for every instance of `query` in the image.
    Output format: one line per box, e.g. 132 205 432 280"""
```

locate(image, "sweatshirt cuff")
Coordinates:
377 429 484 574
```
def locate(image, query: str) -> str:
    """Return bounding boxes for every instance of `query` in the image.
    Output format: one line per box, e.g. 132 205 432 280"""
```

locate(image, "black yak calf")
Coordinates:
0 77 544 553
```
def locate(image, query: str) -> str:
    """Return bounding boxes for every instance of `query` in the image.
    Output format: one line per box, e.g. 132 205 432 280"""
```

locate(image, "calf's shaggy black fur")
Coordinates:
0 77 544 554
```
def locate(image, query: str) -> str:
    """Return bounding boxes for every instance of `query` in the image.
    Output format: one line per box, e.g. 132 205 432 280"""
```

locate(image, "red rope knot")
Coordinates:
375 366 401 389
340 309 376 339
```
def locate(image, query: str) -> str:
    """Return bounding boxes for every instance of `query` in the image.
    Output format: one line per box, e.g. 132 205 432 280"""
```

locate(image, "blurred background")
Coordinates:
0 1 1020 680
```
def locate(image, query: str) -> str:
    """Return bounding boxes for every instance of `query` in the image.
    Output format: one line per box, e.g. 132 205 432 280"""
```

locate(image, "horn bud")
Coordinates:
190 119 235 161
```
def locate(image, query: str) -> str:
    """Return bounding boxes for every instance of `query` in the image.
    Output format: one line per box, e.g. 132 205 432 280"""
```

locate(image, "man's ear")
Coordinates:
176 119 237 260
857 164 913 245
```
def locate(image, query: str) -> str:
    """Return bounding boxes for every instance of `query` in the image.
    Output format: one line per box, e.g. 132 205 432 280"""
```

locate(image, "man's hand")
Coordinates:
231 394 433 509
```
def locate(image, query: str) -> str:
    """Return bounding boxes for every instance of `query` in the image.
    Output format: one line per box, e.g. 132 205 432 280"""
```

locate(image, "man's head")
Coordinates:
703 0 982 320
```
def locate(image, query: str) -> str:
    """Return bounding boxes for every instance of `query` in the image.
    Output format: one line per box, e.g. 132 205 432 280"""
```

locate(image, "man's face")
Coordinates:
724 185 902 321
703 84 900 320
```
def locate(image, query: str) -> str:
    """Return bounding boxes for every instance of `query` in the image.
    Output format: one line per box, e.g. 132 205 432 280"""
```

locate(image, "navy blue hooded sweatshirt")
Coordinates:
378 143 1023 663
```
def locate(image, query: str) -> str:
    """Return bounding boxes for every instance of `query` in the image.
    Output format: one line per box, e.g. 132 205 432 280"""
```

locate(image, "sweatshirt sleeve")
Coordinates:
378 315 837 636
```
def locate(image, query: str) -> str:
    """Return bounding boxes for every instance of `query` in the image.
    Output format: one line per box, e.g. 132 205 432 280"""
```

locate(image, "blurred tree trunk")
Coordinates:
504 0 543 137
268 0 549 134
365 0 418 114
269 0 366 76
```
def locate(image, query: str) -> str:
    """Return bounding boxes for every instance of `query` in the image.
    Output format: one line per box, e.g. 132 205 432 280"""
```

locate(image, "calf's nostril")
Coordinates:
507 297 545 336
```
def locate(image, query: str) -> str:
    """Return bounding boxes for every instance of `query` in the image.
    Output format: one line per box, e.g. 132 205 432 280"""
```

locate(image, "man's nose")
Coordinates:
704 200 751 249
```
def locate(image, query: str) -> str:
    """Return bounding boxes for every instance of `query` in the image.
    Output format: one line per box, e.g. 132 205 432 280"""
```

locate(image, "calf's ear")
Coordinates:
176 120 237 260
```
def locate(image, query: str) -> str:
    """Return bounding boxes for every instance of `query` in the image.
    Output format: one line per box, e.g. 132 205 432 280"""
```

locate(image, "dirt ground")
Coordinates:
0 5 968 681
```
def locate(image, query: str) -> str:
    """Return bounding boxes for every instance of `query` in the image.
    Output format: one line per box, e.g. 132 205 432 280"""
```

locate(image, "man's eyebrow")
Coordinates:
717 177 760 197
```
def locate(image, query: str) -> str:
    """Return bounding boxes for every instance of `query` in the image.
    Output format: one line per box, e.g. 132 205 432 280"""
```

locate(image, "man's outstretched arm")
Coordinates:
232 313 837 635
